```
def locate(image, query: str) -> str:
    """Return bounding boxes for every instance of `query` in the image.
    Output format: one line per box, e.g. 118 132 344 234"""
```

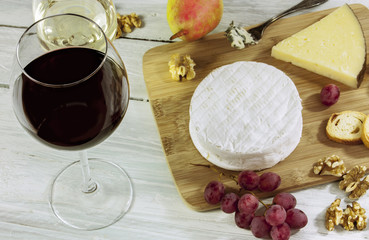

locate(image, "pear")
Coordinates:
167 0 223 41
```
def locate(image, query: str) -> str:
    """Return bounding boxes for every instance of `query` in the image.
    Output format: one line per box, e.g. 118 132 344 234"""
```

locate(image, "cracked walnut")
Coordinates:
168 54 196 81
339 165 367 199
313 155 346 177
116 13 142 38
325 199 367 231
325 199 343 231
341 201 367 231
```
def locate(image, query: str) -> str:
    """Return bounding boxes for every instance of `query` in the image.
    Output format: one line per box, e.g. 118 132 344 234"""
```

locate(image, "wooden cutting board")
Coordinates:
142 4 369 211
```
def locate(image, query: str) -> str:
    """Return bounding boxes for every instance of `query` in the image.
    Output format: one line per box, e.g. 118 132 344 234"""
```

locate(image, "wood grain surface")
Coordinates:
143 4 369 211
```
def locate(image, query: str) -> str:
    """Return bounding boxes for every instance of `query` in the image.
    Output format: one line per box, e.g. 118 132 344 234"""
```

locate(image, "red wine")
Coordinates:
13 47 129 150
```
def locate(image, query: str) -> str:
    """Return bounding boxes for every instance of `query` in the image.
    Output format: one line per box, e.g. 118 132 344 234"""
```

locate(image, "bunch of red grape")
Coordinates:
204 170 308 240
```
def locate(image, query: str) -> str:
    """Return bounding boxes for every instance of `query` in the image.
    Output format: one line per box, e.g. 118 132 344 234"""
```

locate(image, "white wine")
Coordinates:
33 0 118 44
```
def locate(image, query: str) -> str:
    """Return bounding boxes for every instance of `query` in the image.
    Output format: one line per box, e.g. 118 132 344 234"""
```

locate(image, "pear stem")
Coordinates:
170 29 189 40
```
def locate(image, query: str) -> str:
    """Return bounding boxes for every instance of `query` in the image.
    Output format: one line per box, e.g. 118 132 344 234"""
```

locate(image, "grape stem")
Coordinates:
245 190 270 209
191 163 270 209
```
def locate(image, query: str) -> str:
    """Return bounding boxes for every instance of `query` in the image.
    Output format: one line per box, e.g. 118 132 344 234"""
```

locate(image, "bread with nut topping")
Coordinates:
326 111 367 144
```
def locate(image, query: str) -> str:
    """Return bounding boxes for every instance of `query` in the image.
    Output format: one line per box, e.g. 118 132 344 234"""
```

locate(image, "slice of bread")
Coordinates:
326 111 367 144
361 116 369 148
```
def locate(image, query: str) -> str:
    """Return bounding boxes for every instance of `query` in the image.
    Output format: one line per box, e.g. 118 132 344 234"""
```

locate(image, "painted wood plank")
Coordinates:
2 0 367 41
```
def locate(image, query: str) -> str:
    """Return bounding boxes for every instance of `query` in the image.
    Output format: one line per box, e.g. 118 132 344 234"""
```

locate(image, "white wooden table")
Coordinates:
0 0 369 239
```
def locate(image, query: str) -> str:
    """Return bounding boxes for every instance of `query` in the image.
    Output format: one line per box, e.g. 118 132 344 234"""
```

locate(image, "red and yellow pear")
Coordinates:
167 0 223 41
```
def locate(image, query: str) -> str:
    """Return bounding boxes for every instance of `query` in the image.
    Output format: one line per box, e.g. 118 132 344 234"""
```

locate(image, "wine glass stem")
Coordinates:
79 151 98 193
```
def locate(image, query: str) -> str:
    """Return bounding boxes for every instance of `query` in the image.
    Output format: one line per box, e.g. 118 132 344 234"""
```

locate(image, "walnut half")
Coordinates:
116 12 142 38
339 165 367 193
341 201 367 231
168 54 196 81
325 198 343 231
349 175 369 200
326 199 368 231
313 155 346 177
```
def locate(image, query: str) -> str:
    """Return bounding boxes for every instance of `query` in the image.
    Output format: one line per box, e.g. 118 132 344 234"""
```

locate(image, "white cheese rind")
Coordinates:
189 61 303 171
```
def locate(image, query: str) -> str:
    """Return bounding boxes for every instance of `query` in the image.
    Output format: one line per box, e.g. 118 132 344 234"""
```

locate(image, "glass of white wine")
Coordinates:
32 0 118 42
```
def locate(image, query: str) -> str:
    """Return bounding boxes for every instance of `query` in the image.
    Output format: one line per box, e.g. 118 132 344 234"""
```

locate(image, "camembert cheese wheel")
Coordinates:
189 61 303 171
271 4 366 88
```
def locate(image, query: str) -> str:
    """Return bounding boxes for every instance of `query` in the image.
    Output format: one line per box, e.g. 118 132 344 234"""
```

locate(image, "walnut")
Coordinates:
168 54 196 81
116 24 123 38
313 155 346 177
340 201 367 231
325 199 343 231
129 13 142 28
116 12 142 38
349 175 369 199
339 165 367 193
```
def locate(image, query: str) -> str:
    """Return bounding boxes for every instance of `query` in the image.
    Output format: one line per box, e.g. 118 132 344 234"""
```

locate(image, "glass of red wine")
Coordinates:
10 14 132 230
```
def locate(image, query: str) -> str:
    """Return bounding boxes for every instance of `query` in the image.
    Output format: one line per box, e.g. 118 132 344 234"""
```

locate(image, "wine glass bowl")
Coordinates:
10 14 132 230
32 0 118 42
37 15 106 50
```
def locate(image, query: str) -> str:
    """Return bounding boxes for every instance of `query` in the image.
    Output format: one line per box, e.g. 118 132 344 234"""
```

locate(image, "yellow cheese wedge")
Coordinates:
271 4 366 88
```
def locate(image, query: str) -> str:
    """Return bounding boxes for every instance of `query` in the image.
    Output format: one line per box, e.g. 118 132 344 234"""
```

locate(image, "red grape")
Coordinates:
235 212 254 229
258 172 281 192
320 84 340 106
204 181 225 205
273 192 296 210
221 192 239 214
238 193 259 214
285 208 308 229
250 216 272 238
238 170 260 190
270 222 291 240
265 205 287 226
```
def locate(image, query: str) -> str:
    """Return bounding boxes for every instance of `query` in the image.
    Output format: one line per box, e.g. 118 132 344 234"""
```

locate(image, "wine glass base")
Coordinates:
50 159 133 230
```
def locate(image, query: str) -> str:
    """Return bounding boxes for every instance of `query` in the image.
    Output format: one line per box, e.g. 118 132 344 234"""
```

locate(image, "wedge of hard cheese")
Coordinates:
271 4 366 88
